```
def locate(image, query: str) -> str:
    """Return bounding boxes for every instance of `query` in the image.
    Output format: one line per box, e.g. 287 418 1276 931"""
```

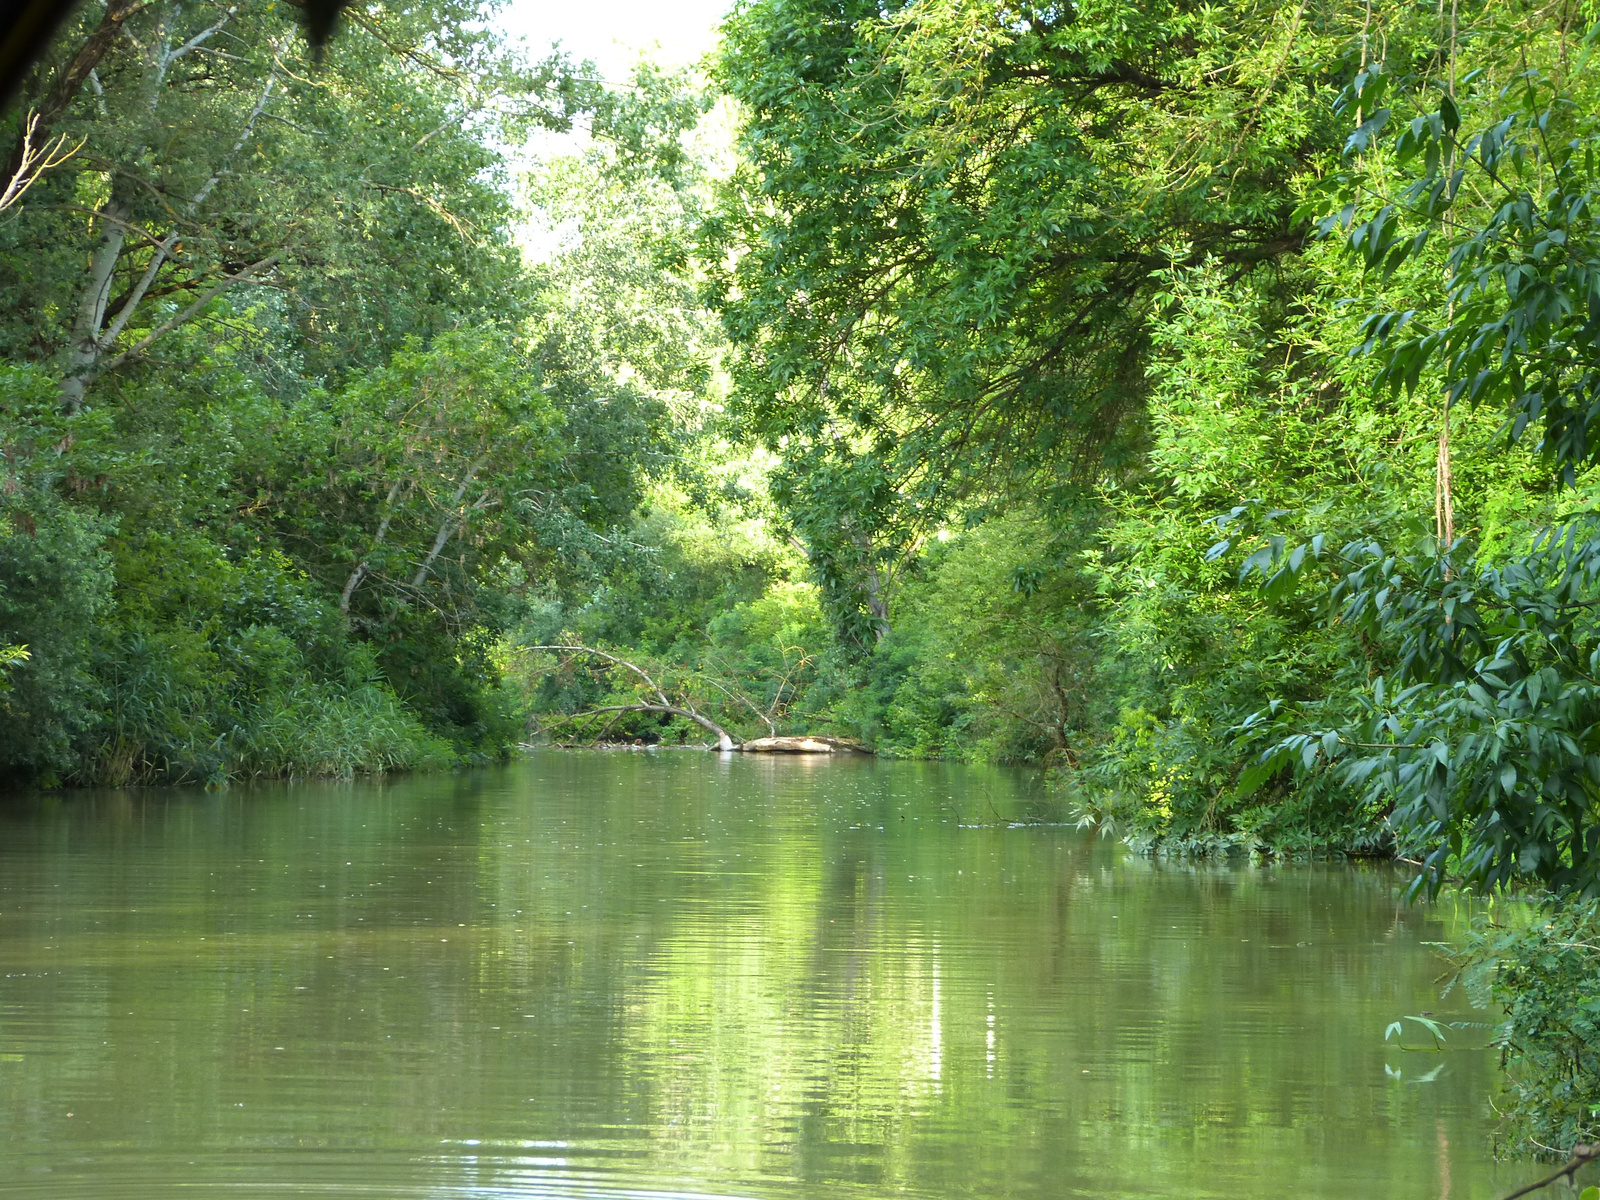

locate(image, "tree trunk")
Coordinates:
864 559 890 642
59 194 129 412
340 476 408 617
410 455 489 591
523 645 740 751
55 13 279 412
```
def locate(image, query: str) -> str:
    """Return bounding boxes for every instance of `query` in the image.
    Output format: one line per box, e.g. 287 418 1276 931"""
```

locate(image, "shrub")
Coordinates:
239 680 456 778
1458 900 1600 1157
0 497 114 782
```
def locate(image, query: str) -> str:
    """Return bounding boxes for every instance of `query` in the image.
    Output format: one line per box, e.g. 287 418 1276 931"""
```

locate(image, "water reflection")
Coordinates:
0 753 1517 1198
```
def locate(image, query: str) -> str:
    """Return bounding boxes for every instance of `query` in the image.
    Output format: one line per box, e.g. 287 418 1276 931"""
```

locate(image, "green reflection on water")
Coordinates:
0 753 1516 1198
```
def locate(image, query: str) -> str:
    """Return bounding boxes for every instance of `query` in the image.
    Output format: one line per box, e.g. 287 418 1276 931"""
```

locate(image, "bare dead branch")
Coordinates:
571 703 738 750
521 645 738 750
1498 1144 1598 1200
524 644 672 708
702 675 777 737
0 113 81 213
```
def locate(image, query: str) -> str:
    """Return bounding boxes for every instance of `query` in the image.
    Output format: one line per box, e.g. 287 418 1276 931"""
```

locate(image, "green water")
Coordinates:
0 753 1526 1197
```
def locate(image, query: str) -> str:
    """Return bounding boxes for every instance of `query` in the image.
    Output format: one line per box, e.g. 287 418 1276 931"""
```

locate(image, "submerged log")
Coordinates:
737 736 871 754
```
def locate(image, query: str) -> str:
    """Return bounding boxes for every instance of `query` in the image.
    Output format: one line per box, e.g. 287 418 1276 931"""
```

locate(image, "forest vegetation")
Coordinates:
1 0 1599 1159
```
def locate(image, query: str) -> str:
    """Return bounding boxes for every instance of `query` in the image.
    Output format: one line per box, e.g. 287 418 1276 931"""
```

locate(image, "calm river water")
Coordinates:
0 753 1528 1197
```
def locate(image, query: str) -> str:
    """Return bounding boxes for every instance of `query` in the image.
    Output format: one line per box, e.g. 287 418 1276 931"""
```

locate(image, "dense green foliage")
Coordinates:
1229 9 1600 900
691 0 1600 893
689 0 1600 1155
5 0 1600 1159
9 0 1600 1164
1458 901 1600 1154
0 0 705 784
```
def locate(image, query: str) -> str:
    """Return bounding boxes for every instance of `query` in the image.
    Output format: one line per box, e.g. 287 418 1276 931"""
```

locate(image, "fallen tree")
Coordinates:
740 735 869 754
519 645 868 753
523 645 740 750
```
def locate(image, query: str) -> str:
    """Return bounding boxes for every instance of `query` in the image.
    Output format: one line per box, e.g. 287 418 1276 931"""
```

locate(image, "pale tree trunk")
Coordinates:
573 704 738 752
56 9 278 411
340 477 408 617
60 194 130 413
1436 417 1454 548
863 559 890 642
844 526 891 643
524 645 740 751
409 456 490 592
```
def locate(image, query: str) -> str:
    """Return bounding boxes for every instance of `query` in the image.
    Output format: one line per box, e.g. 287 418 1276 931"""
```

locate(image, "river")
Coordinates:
0 752 1518 1197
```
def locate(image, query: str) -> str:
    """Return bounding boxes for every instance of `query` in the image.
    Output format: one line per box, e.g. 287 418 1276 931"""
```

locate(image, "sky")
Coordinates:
492 0 733 83
489 0 737 261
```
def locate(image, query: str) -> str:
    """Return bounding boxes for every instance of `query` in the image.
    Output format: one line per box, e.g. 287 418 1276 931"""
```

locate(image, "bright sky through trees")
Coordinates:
493 0 730 81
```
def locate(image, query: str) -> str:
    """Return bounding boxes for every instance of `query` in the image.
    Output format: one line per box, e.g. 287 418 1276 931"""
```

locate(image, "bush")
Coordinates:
1458 900 1600 1157
239 680 456 778
0 497 114 782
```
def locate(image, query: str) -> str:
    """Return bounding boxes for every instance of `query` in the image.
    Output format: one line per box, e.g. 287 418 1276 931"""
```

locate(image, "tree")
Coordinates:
1231 4 1600 897
708 0 1366 636
0 0 703 781
0 0 583 410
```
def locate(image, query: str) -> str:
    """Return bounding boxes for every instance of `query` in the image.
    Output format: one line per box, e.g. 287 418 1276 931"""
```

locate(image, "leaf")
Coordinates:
1234 758 1278 799
1345 108 1391 157
1409 1014 1448 1040
1241 545 1275 579
1440 92 1460 135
